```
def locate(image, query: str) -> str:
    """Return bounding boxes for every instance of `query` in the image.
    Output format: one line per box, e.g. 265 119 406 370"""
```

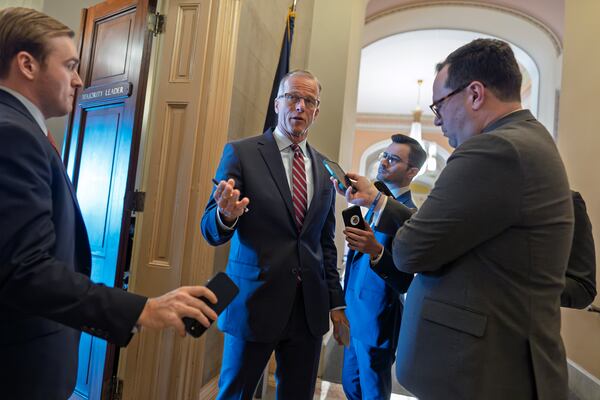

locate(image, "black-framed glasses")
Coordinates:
378 151 408 166
429 82 470 119
278 92 320 109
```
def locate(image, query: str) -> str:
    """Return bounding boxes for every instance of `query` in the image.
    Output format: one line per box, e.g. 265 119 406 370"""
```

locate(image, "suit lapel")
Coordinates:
257 129 295 223
1 91 90 265
299 143 323 233
397 190 413 207
0 91 82 209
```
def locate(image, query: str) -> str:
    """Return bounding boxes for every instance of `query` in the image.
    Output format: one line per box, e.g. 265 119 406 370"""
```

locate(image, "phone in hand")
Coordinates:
323 159 352 192
342 205 366 230
183 272 239 338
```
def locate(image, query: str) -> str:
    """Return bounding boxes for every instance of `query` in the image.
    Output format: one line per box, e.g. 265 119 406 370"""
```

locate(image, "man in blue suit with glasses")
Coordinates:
341 134 426 400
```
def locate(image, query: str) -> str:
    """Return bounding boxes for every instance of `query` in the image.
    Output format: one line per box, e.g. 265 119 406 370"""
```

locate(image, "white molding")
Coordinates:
567 358 600 400
362 2 561 137
366 0 561 54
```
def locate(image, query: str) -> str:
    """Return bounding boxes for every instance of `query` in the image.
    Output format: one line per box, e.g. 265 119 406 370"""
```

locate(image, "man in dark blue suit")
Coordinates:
201 70 347 399
0 8 218 399
341 134 426 400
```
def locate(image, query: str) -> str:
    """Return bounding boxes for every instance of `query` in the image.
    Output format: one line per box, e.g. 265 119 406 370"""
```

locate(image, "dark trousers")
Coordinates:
217 288 322 400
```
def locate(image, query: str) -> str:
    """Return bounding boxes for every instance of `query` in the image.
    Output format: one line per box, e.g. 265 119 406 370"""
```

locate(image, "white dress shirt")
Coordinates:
272 127 314 207
216 127 315 229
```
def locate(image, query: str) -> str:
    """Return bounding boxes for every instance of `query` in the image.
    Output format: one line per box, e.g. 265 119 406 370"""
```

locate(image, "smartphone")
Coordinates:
183 272 239 338
342 205 366 230
323 159 351 192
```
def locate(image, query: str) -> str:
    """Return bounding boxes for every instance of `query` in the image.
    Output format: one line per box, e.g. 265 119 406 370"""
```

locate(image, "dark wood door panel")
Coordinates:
89 10 135 84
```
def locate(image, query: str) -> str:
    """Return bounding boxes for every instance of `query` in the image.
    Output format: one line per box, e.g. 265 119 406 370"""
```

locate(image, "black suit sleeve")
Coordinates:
376 198 414 236
0 125 146 346
561 191 597 309
388 134 522 273
322 187 345 308
371 247 413 293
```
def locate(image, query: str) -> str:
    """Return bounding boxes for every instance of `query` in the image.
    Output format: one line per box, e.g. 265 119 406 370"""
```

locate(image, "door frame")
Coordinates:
63 0 158 397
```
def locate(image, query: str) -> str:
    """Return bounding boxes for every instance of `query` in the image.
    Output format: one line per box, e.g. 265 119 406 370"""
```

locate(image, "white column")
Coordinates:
304 0 368 164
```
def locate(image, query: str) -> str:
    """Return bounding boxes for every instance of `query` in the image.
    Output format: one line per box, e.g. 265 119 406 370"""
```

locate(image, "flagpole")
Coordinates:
292 0 297 12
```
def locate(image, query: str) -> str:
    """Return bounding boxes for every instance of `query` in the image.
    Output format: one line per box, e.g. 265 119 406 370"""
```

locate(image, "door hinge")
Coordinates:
110 376 124 400
148 12 165 36
125 190 146 213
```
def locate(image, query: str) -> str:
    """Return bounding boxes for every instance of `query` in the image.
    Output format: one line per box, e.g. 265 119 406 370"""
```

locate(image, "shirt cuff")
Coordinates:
216 209 238 230
330 306 346 311
370 245 385 266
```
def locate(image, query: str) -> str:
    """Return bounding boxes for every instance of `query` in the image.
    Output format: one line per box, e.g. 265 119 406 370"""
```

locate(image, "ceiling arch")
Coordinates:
366 0 564 44
359 1 562 135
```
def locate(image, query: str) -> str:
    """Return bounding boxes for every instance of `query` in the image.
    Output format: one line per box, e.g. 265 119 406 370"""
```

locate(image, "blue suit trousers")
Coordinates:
342 336 396 400
217 288 322 400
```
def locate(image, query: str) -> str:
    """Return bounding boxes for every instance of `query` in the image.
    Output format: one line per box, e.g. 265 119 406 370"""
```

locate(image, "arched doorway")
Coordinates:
354 27 542 201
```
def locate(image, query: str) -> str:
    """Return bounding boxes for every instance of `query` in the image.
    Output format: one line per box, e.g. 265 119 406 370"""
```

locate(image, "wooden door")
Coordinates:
63 0 156 398
116 0 242 398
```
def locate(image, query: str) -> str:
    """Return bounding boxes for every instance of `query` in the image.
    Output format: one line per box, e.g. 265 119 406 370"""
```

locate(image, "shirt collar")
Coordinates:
273 127 308 156
0 85 48 135
391 185 410 199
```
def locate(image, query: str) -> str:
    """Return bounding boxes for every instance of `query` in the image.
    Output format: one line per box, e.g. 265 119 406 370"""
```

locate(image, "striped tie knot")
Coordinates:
290 144 307 230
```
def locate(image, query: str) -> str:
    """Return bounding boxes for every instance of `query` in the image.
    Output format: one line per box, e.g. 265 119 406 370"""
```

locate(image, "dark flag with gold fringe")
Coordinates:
263 4 296 132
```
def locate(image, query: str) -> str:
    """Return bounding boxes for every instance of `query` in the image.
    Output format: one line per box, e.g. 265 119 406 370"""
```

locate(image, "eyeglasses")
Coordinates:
429 82 470 119
378 152 407 166
278 92 320 109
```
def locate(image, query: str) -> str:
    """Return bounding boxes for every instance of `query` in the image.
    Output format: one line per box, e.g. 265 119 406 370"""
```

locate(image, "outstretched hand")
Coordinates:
137 286 219 337
214 179 250 224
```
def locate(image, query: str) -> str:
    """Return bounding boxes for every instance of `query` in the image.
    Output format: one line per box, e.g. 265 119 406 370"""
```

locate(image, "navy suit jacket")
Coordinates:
0 90 146 399
343 191 414 348
201 129 344 342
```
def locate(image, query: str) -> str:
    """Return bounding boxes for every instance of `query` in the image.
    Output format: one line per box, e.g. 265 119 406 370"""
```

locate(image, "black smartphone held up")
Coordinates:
342 205 366 230
323 159 352 192
183 272 239 338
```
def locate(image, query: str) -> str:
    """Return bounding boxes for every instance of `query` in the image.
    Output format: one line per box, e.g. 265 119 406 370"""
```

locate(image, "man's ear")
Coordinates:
469 81 486 111
406 166 419 181
274 97 280 114
15 51 38 81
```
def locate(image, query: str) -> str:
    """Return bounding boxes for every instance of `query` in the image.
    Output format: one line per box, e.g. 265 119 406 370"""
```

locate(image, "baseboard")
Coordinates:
568 359 600 400
198 376 219 400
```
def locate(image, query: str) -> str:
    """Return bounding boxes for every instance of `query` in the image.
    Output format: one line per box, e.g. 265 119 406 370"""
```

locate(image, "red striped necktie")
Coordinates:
290 144 307 231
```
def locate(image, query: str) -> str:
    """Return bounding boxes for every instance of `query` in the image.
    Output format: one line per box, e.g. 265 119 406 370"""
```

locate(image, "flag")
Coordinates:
263 6 296 132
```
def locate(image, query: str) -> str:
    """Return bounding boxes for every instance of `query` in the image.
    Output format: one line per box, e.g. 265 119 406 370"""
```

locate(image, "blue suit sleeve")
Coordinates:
201 143 243 246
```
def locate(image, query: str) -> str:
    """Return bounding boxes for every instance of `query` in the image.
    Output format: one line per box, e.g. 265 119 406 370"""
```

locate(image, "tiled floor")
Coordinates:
261 378 585 399
262 378 416 399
